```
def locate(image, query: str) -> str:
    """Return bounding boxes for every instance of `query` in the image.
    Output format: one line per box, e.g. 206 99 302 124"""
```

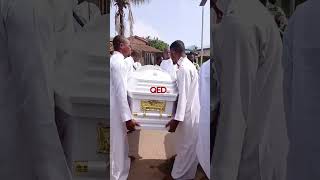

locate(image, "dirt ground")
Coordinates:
127 130 208 180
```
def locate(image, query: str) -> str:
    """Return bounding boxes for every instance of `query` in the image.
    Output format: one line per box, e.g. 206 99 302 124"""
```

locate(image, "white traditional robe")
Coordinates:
283 1 320 179
124 56 134 73
124 56 142 72
212 0 289 180
197 59 211 178
133 62 142 71
171 57 200 180
0 0 71 179
160 58 177 80
110 51 132 180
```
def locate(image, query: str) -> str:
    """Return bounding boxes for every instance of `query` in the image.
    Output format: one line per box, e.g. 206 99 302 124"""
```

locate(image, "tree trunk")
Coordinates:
119 6 125 36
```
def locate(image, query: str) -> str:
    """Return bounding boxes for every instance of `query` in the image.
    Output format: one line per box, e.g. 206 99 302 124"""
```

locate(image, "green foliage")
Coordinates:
146 36 169 51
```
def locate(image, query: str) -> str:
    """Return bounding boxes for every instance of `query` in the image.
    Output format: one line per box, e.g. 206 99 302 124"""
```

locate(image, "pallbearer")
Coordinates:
160 47 177 79
165 40 200 180
110 35 140 180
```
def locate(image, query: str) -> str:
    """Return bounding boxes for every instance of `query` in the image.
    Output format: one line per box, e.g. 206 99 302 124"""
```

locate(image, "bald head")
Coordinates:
163 47 171 60
113 35 131 57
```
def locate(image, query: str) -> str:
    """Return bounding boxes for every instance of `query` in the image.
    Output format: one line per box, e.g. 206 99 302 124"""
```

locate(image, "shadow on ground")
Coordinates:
128 157 208 180
127 130 208 180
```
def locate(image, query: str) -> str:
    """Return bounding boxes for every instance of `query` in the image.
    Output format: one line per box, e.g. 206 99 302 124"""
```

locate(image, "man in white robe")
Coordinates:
125 50 142 73
197 59 211 178
165 40 200 180
124 55 134 73
212 0 289 180
131 50 142 70
282 1 320 179
160 47 177 79
133 61 142 70
110 35 140 180
0 0 72 179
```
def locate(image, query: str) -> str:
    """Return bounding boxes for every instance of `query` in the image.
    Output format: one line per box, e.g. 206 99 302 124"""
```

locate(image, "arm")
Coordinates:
166 67 189 132
212 19 256 180
111 62 132 122
174 68 189 122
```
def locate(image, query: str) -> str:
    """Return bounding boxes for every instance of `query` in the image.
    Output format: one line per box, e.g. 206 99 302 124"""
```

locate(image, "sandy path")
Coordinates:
127 130 208 180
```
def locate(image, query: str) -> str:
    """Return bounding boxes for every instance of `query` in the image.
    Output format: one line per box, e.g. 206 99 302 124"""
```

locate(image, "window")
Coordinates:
144 53 154 65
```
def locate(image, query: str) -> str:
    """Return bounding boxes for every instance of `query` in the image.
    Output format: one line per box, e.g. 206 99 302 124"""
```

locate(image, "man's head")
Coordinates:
155 56 163 66
163 47 171 60
112 35 131 57
170 40 186 64
187 53 196 63
131 50 142 63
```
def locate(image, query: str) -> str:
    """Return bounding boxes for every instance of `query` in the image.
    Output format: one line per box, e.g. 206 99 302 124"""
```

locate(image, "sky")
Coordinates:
110 0 210 49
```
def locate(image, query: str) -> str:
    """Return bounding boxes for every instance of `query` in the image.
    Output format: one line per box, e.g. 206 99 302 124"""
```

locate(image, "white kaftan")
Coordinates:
197 59 211 178
171 57 200 180
212 0 289 180
110 51 132 180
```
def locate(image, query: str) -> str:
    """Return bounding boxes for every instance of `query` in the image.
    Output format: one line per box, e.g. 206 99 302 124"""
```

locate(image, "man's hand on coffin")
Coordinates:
166 119 180 133
126 119 141 132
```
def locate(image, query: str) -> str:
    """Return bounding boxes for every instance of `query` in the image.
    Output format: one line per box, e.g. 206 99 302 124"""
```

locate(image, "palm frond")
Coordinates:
115 8 120 35
129 0 150 6
112 0 150 36
128 3 134 36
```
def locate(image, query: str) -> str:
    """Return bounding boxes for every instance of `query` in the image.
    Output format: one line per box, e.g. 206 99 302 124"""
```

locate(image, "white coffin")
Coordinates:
54 14 109 180
127 65 178 130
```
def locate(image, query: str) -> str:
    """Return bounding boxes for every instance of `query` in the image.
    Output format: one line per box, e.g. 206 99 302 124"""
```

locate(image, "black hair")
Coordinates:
170 40 185 54
113 35 127 51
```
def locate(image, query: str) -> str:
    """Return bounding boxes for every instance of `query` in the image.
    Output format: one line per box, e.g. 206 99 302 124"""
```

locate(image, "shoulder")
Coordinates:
111 54 125 68
160 60 167 65
200 60 210 77
179 59 196 74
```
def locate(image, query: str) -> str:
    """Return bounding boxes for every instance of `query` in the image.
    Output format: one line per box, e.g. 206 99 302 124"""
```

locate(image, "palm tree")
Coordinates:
111 0 150 36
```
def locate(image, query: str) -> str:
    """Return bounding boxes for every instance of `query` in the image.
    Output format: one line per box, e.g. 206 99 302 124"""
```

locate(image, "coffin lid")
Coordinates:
127 65 178 97
54 15 109 120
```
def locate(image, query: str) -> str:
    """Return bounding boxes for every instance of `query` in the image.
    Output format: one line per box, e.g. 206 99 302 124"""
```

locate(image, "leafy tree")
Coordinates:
146 37 169 51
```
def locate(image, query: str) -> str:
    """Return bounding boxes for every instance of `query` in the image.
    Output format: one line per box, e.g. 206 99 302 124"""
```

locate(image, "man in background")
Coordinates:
165 40 200 180
155 55 163 67
160 47 177 79
110 35 140 180
131 50 142 70
125 49 142 72
283 1 320 179
187 52 200 71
